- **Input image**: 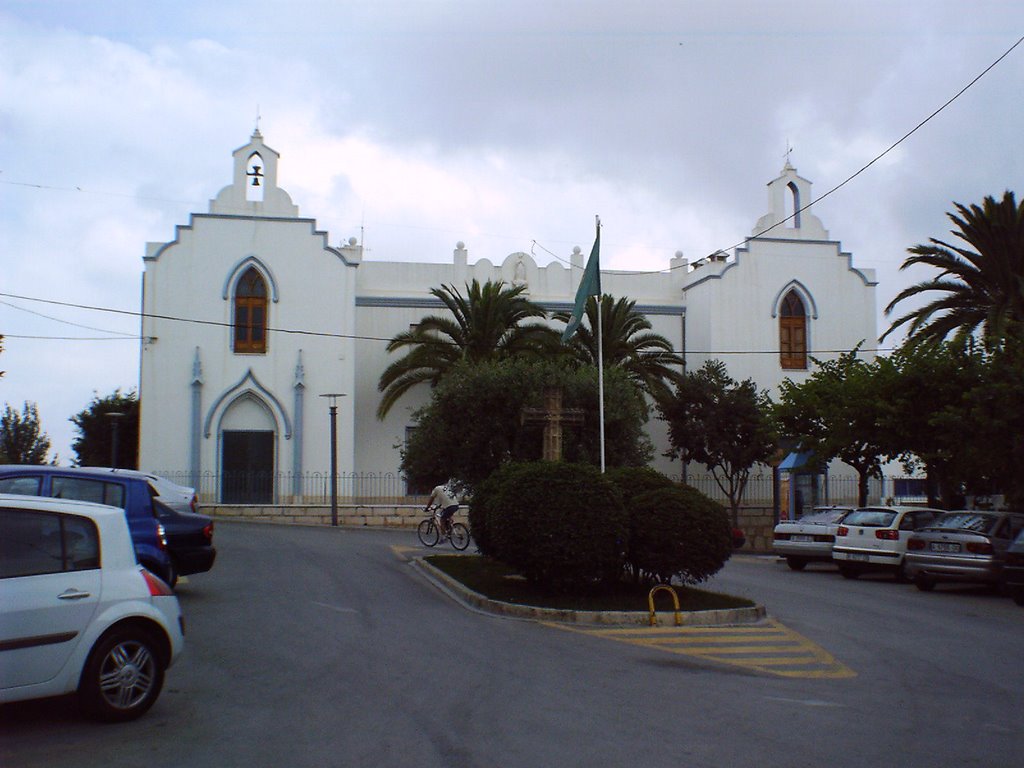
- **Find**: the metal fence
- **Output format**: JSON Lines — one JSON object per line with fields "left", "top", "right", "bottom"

{"left": 154, "top": 468, "right": 928, "bottom": 508}
{"left": 155, "top": 470, "right": 413, "bottom": 505}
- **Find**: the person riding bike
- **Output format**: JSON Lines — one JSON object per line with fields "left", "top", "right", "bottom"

{"left": 426, "top": 479, "right": 460, "bottom": 537}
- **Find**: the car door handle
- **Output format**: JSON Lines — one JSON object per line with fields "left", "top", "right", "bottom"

{"left": 58, "top": 589, "right": 92, "bottom": 600}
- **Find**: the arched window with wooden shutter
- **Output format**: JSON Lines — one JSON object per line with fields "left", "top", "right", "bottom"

{"left": 234, "top": 267, "right": 268, "bottom": 354}
{"left": 779, "top": 290, "right": 807, "bottom": 370}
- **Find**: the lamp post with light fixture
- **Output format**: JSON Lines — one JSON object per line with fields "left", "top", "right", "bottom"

{"left": 319, "top": 394, "right": 346, "bottom": 526}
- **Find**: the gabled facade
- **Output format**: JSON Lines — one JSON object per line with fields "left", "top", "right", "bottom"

{"left": 139, "top": 134, "right": 877, "bottom": 503}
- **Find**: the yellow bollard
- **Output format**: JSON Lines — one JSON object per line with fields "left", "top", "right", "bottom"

{"left": 648, "top": 585, "right": 682, "bottom": 627}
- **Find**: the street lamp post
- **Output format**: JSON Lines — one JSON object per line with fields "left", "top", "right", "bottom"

{"left": 319, "top": 394, "right": 346, "bottom": 527}
{"left": 106, "top": 412, "right": 126, "bottom": 468}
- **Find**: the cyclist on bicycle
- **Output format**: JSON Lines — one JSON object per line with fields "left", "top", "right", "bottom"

{"left": 426, "top": 479, "right": 460, "bottom": 536}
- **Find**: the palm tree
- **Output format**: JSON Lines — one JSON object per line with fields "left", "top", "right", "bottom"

{"left": 376, "top": 279, "right": 558, "bottom": 418}
{"left": 553, "top": 294, "right": 683, "bottom": 404}
{"left": 882, "top": 191, "right": 1024, "bottom": 348}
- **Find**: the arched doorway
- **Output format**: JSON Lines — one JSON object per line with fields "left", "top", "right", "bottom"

{"left": 220, "top": 394, "right": 276, "bottom": 504}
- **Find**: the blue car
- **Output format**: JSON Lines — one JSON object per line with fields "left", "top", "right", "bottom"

{"left": 0, "top": 465, "right": 174, "bottom": 585}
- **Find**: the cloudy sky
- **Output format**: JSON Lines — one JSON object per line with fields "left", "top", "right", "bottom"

{"left": 1, "top": 1, "right": 1022, "bottom": 463}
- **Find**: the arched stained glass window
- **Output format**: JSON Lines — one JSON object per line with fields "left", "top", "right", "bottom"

{"left": 234, "top": 267, "right": 268, "bottom": 354}
{"left": 779, "top": 290, "right": 807, "bottom": 370}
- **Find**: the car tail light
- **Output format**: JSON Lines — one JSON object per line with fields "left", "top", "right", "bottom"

{"left": 907, "top": 538, "right": 926, "bottom": 551}
{"left": 1007, "top": 553, "right": 1024, "bottom": 566}
{"left": 142, "top": 568, "right": 174, "bottom": 597}
{"left": 774, "top": 532, "right": 789, "bottom": 540}
{"left": 875, "top": 529, "right": 900, "bottom": 540}
{"left": 837, "top": 526, "right": 849, "bottom": 537}
{"left": 966, "top": 541, "right": 994, "bottom": 555}
{"left": 202, "top": 521, "right": 214, "bottom": 542}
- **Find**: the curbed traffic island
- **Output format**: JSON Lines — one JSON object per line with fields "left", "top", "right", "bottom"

{"left": 413, "top": 554, "right": 766, "bottom": 627}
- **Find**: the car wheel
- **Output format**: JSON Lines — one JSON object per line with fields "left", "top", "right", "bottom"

{"left": 79, "top": 627, "right": 166, "bottom": 722}
{"left": 838, "top": 564, "right": 859, "bottom": 580}
{"left": 914, "top": 574, "right": 936, "bottom": 592}
{"left": 785, "top": 557, "right": 807, "bottom": 571}
{"left": 895, "top": 561, "right": 909, "bottom": 583}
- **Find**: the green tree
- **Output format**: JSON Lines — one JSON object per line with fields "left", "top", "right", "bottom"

{"left": 957, "top": 343, "right": 1024, "bottom": 510}
{"left": 875, "top": 340, "right": 987, "bottom": 508}
{"left": 658, "top": 360, "right": 776, "bottom": 525}
{"left": 401, "top": 358, "right": 652, "bottom": 491}
{"left": 70, "top": 389, "right": 139, "bottom": 468}
{"left": 883, "top": 191, "right": 1024, "bottom": 349}
{"left": 0, "top": 402, "right": 52, "bottom": 464}
{"left": 553, "top": 294, "right": 683, "bottom": 404}
{"left": 775, "top": 348, "right": 886, "bottom": 507}
{"left": 377, "top": 279, "right": 559, "bottom": 418}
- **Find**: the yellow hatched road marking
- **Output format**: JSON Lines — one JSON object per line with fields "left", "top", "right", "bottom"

{"left": 546, "top": 618, "right": 856, "bottom": 679}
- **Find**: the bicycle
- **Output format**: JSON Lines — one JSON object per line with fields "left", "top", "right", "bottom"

{"left": 417, "top": 504, "right": 470, "bottom": 551}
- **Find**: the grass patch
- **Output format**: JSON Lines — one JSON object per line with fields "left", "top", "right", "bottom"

{"left": 425, "top": 554, "right": 754, "bottom": 613}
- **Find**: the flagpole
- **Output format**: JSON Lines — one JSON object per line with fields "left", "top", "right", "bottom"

{"left": 596, "top": 216, "right": 605, "bottom": 473}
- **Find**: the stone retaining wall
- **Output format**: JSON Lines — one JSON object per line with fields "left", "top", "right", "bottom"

{"left": 207, "top": 503, "right": 776, "bottom": 553}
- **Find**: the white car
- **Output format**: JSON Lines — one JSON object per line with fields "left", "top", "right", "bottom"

{"left": 772, "top": 506, "right": 855, "bottom": 570}
{"left": 832, "top": 505, "right": 944, "bottom": 581}
{"left": 0, "top": 494, "right": 185, "bottom": 721}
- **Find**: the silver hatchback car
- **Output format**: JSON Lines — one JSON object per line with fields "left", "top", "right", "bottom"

{"left": 904, "top": 510, "right": 1024, "bottom": 592}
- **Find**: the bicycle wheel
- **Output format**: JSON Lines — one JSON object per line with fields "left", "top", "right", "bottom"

{"left": 449, "top": 522, "right": 470, "bottom": 551}
{"left": 417, "top": 518, "right": 439, "bottom": 547}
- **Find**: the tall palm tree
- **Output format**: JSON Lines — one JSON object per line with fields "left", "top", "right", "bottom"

{"left": 376, "top": 279, "right": 557, "bottom": 418}
{"left": 553, "top": 294, "right": 683, "bottom": 404}
{"left": 882, "top": 191, "right": 1024, "bottom": 348}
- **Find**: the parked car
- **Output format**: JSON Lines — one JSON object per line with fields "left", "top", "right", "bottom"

{"left": 772, "top": 505, "right": 855, "bottom": 570}
{"left": 0, "top": 494, "right": 185, "bottom": 721}
{"left": 905, "top": 511, "right": 1024, "bottom": 592}
{"left": 1002, "top": 529, "right": 1024, "bottom": 606}
{"left": 153, "top": 497, "right": 216, "bottom": 581}
{"left": 85, "top": 469, "right": 216, "bottom": 583}
{"left": 832, "top": 506, "right": 944, "bottom": 580}
{"left": 89, "top": 468, "right": 200, "bottom": 514}
{"left": 0, "top": 465, "right": 173, "bottom": 585}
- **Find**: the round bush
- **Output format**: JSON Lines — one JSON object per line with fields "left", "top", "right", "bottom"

{"left": 628, "top": 486, "right": 732, "bottom": 584}
{"left": 485, "top": 462, "right": 627, "bottom": 590}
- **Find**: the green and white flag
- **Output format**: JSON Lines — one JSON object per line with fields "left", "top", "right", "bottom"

{"left": 561, "top": 228, "right": 601, "bottom": 343}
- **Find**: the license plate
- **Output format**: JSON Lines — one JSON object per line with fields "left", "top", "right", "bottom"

{"left": 792, "top": 535, "right": 813, "bottom": 543}
{"left": 848, "top": 553, "right": 870, "bottom": 562}
{"left": 930, "top": 542, "right": 961, "bottom": 553}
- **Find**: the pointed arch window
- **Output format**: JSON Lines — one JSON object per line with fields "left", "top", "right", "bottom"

{"left": 779, "top": 290, "right": 807, "bottom": 370}
{"left": 234, "top": 267, "right": 268, "bottom": 354}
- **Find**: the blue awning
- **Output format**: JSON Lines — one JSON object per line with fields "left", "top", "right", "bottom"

{"left": 779, "top": 450, "right": 814, "bottom": 471}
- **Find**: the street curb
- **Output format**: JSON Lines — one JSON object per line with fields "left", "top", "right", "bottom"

{"left": 412, "top": 556, "right": 767, "bottom": 627}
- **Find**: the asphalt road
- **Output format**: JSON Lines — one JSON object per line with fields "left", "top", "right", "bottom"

{"left": 2, "top": 522, "right": 1021, "bottom": 768}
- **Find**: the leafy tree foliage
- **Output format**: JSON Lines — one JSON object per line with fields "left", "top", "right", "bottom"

{"left": 553, "top": 294, "right": 684, "bottom": 404}
{"left": 70, "top": 389, "right": 139, "bottom": 468}
{"left": 883, "top": 191, "right": 1024, "bottom": 349}
{"left": 658, "top": 360, "right": 775, "bottom": 524}
{"left": 874, "top": 340, "right": 988, "bottom": 508}
{"left": 956, "top": 343, "right": 1024, "bottom": 510}
{"left": 401, "top": 359, "right": 652, "bottom": 492}
{"left": 0, "top": 402, "right": 52, "bottom": 464}
{"left": 774, "top": 348, "right": 885, "bottom": 507}
{"left": 377, "top": 279, "right": 559, "bottom": 418}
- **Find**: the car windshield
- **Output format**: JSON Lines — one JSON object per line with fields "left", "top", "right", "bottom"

{"left": 925, "top": 512, "right": 997, "bottom": 533}
{"left": 797, "top": 509, "right": 849, "bottom": 524}
{"left": 843, "top": 509, "right": 897, "bottom": 527}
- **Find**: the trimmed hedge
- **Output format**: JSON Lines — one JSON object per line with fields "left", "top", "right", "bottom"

{"left": 628, "top": 486, "right": 733, "bottom": 584}
{"left": 478, "top": 461, "right": 627, "bottom": 590}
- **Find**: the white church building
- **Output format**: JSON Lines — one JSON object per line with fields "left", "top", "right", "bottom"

{"left": 138, "top": 131, "right": 877, "bottom": 504}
